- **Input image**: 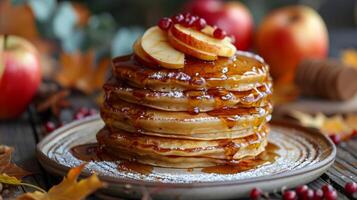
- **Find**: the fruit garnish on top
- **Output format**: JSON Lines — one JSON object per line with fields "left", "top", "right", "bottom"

{"left": 133, "top": 13, "right": 237, "bottom": 69}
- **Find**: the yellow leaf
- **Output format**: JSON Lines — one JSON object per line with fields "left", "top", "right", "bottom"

{"left": 321, "top": 115, "right": 351, "bottom": 136}
{"left": 345, "top": 114, "right": 357, "bottom": 130}
{"left": 0, "top": 173, "right": 22, "bottom": 185}
{"left": 17, "top": 164, "right": 105, "bottom": 200}
{"left": 341, "top": 49, "right": 357, "bottom": 69}
{"left": 289, "top": 111, "right": 325, "bottom": 128}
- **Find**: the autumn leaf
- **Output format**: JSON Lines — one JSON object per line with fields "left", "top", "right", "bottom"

{"left": 56, "top": 51, "right": 110, "bottom": 94}
{"left": 0, "top": 145, "right": 31, "bottom": 179}
{"left": 17, "top": 163, "right": 105, "bottom": 200}
{"left": 35, "top": 89, "right": 71, "bottom": 117}
{"left": 341, "top": 49, "right": 357, "bottom": 70}
{"left": 289, "top": 111, "right": 355, "bottom": 140}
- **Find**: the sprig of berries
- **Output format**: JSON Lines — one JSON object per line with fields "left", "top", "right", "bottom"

{"left": 157, "top": 13, "right": 226, "bottom": 39}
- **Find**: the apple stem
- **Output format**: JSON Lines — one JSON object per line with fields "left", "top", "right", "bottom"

{"left": 3, "top": 34, "right": 7, "bottom": 50}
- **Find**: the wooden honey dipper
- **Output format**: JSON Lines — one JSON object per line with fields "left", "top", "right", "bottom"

{"left": 295, "top": 59, "right": 357, "bottom": 101}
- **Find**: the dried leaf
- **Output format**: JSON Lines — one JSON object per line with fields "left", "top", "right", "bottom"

{"left": 345, "top": 114, "right": 357, "bottom": 131}
{"left": 17, "top": 163, "right": 105, "bottom": 200}
{"left": 56, "top": 51, "right": 110, "bottom": 94}
{"left": 290, "top": 111, "right": 355, "bottom": 140}
{"left": 341, "top": 49, "right": 357, "bottom": 70}
{"left": 0, "top": 146, "right": 31, "bottom": 179}
{"left": 289, "top": 111, "right": 325, "bottom": 129}
{"left": 35, "top": 90, "right": 71, "bottom": 117}
{"left": 0, "top": 173, "right": 21, "bottom": 185}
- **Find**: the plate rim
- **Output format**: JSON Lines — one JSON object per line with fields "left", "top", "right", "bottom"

{"left": 36, "top": 115, "right": 336, "bottom": 188}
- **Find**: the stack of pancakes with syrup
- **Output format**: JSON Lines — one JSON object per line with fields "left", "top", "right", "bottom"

{"left": 98, "top": 16, "right": 273, "bottom": 168}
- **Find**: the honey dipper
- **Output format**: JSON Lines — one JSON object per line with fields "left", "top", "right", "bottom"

{"left": 295, "top": 59, "right": 357, "bottom": 101}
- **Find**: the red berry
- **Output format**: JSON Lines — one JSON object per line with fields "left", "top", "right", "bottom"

{"left": 329, "top": 134, "right": 341, "bottom": 145}
{"left": 182, "top": 15, "right": 197, "bottom": 27}
{"left": 213, "top": 28, "right": 226, "bottom": 39}
{"left": 194, "top": 18, "right": 207, "bottom": 30}
{"left": 345, "top": 182, "right": 357, "bottom": 195}
{"left": 88, "top": 108, "right": 97, "bottom": 116}
{"left": 249, "top": 188, "right": 262, "bottom": 200}
{"left": 172, "top": 13, "right": 184, "bottom": 24}
{"left": 74, "top": 112, "right": 85, "bottom": 120}
{"left": 324, "top": 190, "right": 337, "bottom": 200}
{"left": 313, "top": 189, "right": 324, "bottom": 200}
{"left": 296, "top": 185, "right": 309, "bottom": 197}
{"left": 44, "top": 121, "right": 56, "bottom": 133}
{"left": 78, "top": 107, "right": 89, "bottom": 114}
{"left": 158, "top": 17, "right": 172, "bottom": 31}
{"left": 301, "top": 189, "right": 314, "bottom": 200}
{"left": 283, "top": 190, "right": 297, "bottom": 200}
{"left": 322, "top": 184, "right": 334, "bottom": 194}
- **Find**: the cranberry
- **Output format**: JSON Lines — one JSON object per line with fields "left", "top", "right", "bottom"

{"left": 301, "top": 189, "right": 314, "bottom": 200}
{"left": 158, "top": 17, "right": 172, "bottom": 31}
{"left": 213, "top": 28, "right": 226, "bottom": 39}
{"left": 172, "top": 13, "right": 184, "bottom": 24}
{"left": 194, "top": 18, "right": 207, "bottom": 30}
{"left": 88, "top": 108, "right": 97, "bottom": 116}
{"left": 44, "top": 121, "right": 56, "bottom": 133}
{"left": 249, "top": 188, "right": 262, "bottom": 200}
{"left": 74, "top": 111, "right": 86, "bottom": 120}
{"left": 324, "top": 190, "right": 337, "bottom": 200}
{"left": 345, "top": 182, "right": 357, "bottom": 195}
{"left": 329, "top": 134, "right": 341, "bottom": 145}
{"left": 182, "top": 15, "right": 197, "bottom": 27}
{"left": 313, "top": 189, "right": 324, "bottom": 200}
{"left": 296, "top": 185, "right": 309, "bottom": 197}
{"left": 283, "top": 190, "right": 297, "bottom": 200}
{"left": 322, "top": 184, "right": 334, "bottom": 194}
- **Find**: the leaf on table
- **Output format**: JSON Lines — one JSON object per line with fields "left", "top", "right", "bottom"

{"left": 17, "top": 163, "right": 105, "bottom": 200}
{"left": 0, "top": 145, "right": 31, "bottom": 180}
{"left": 56, "top": 51, "right": 110, "bottom": 94}
{"left": 341, "top": 49, "right": 357, "bottom": 70}
{"left": 35, "top": 89, "right": 71, "bottom": 117}
{"left": 289, "top": 111, "right": 355, "bottom": 140}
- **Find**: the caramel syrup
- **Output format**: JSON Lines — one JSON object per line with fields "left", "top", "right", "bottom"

{"left": 71, "top": 143, "right": 153, "bottom": 175}
{"left": 201, "top": 143, "right": 280, "bottom": 174}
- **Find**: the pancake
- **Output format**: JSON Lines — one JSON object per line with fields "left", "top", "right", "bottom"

{"left": 97, "top": 126, "right": 268, "bottom": 168}
{"left": 112, "top": 51, "right": 270, "bottom": 92}
{"left": 104, "top": 79, "right": 272, "bottom": 112}
{"left": 101, "top": 99, "right": 272, "bottom": 136}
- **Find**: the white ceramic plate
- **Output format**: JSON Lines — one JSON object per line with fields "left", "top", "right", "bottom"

{"left": 37, "top": 115, "right": 335, "bottom": 200}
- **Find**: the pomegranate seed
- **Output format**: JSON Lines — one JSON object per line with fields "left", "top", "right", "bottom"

{"left": 172, "top": 13, "right": 184, "bottom": 24}
{"left": 158, "top": 17, "right": 172, "bottom": 31}
{"left": 194, "top": 18, "right": 207, "bottom": 30}
{"left": 329, "top": 134, "right": 341, "bottom": 145}
{"left": 184, "top": 12, "right": 192, "bottom": 18}
{"left": 345, "top": 182, "right": 357, "bottom": 195}
{"left": 313, "top": 189, "right": 324, "bottom": 200}
{"left": 213, "top": 28, "right": 226, "bottom": 39}
{"left": 44, "top": 121, "right": 56, "bottom": 133}
{"left": 78, "top": 107, "right": 89, "bottom": 114}
{"left": 324, "top": 190, "right": 337, "bottom": 200}
{"left": 301, "top": 189, "right": 314, "bottom": 200}
{"left": 249, "top": 188, "right": 262, "bottom": 200}
{"left": 296, "top": 185, "right": 309, "bottom": 197}
{"left": 322, "top": 184, "right": 334, "bottom": 194}
{"left": 352, "top": 129, "right": 357, "bottom": 136}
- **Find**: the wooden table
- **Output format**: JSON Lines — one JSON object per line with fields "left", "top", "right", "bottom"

{"left": 1, "top": 30, "right": 357, "bottom": 199}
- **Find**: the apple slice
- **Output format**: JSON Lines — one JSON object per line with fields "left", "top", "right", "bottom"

{"left": 141, "top": 26, "right": 184, "bottom": 69}
{"left": 133, "top": 37, "right": 157, "bottom": 67}
{"left": 168, "top": 31, "right": 218, "bottom": 61}
{"left": 170, "top": 24, "right": 236, "bottom": 57}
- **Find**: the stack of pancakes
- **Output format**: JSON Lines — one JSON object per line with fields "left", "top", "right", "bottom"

{"left": 98, "top": 51, "right": 273, "bottom": 168}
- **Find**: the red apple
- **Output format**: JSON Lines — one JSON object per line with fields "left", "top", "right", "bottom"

{"left": 185, "top": 0, "right": 253, "bottom": 50}
{"left": 255, "top": 5, "right": 328, "bottom": 83}
{"left": 0, "top": 35, "right": 41, "bottom": 119}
